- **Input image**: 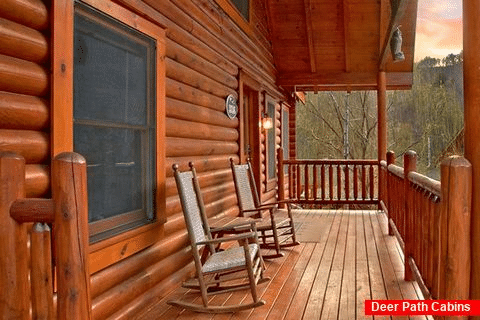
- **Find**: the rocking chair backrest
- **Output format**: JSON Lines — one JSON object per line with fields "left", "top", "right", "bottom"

{"left": 173, "top": 164, "right": 211, "bottom": 247}
{"left": 231, "top": 160, "right": 261, "bottom": 213}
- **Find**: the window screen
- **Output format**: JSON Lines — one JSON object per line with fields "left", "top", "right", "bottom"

{"left": 267, "top": 102, "right": 276, "bottom": 180}
{"left": 74, "top": 3, "right": 156, "bottom": 240}
{"left": 282, "top": 108, "right": 289, "bottom": 158}
{"left": 231, "top": 0, "right": 249, "bottom": 21}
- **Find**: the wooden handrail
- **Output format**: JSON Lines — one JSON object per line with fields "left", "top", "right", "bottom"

{"left": 408, "top": 171, "right": 441, "bottom": 197}
{"left": 384, "top": 150, "right": 472, "bottom": 303}
{"left": 278, "top": 149, "right": 380, "bottom": 206}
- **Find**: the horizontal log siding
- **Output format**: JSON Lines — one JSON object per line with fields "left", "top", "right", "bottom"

{"left": 0, "top": 0, "right": 49, "bottom": 199}
{"left": 89, "top": 1, "right": 280, "bottom": 320}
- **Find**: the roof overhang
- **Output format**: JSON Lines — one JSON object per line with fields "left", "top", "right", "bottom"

{"left": 266, "top": 0, "right": 418, "bottom": 92}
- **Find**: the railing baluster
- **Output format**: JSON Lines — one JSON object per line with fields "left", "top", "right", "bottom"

{"left": 321, "top": 164, "right": 325, "bottom": 200}
{"left": 304, "top": 164, "right": 309, "bottom": 200}
{"left": 345, "top": 165, "right": 350, "bottom": 201}
{"left": 31, "top": 223, "right": 54, "bottom": 319}
{"left": 313, "top": 164, "right": 318, "bottom": 200}
{"left": 296, "top": 164, "right": 301, "bottom": 200}
{"left": 369, "top": 164, "right": 374, "bottom": 200}
{"left": 329, "top": 165, "right": 334, "bottom": 200}
{"left": 361, "top": 165, "right": 367, "bottom": 200}
{"left": 353, "top": 165, "right": 358, "bottom": 200}
{"left": 337, "top": 165, "right": 342, "bottom": 200}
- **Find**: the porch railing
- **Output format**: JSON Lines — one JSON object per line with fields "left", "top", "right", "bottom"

{"left": 0, "top": 152, "right": 91, "bottom": 320}
{"left": 381, "top": 150, "right": 471, "bottom": 302}
{"left": 277, "top": 148, "right": 379, "bottom": 206}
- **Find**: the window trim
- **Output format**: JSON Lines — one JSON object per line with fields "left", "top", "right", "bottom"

{"left": 52, "top": 0, "right": 166, "bottom": 271}
{"left": 214, "top": 0, "right": 253, "bottom": 36}
{"left": 281, "top": 103, "right": 290, "bottom": 160}
{"left": 265, "top": 94, "right": 278, "bottom": 192}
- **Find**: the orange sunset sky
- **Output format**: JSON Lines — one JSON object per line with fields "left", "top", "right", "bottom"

{"left": 415, "top": 0, "right": 463, "bottom": 61}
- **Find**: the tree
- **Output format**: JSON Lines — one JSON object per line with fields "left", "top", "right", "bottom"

{"left": 296, "top": 91, "right": 378, "bottom": 160}
{"left": 296, "top": 53, "right": 464, "bottom": 178}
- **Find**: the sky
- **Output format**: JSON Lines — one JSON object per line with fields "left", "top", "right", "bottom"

{"left": 414, "top": 0, "right": 463, "bottom": 61}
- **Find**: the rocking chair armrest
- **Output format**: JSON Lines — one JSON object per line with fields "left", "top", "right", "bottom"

{"left": 255, "top": 203, "right": 277, "bottom": 209}
{"left": 242, "top": 208, "right": 263, "bottom": 213}
{"left": 210, "top": 221, "right": 257, "bottom": 233}
{"left": 197, "top": 231, "right": 257, "bottom": 246}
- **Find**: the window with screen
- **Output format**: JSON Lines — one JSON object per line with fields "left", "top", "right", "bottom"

{"left": 74, "top": 2, "right": 156, "bottom": 241}
{"left": 282, "top": 107, "right": 289, "bottom": 159}
{"left": 267, "top": 101, "right": 276, "bottom": 180}
{"left": 231, "top": 0, "right": 249, "bottom": 21}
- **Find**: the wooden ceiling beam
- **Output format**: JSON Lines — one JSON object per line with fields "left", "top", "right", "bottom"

{"left": 277, "top": 71, "right": 413, "bottom": 89}
{"left": 304, "top": 0, "right": 316, "bottom": 73}
{"left": 378, "top": 0, "right": 408, "bottom": 70}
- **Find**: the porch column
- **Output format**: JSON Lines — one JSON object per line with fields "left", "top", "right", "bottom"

{"left": 464, "top": 0, "right": 480, "bottom": 301}
{"left": 377, "top": 71, "right": 387, "bottom": 161}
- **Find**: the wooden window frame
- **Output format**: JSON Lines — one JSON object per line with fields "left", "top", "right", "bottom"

{"left": 214, "top": 0, "right": 253, "bottom": 36}
{"left": 238, "top": 70, "right": 262, "bottom": 191}
{"left": 281, "top": 104, "right": 289, "bottom": 160}
{"left": 265, "top": 94, "right": 277, "bottom": 192}
{"left": 52, "top": 0, "right": 166, "bottom": 272}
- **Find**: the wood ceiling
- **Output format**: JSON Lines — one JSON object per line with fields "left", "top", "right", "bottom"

{"left": 265, "top": 0, "right": 419, "bottom": 91}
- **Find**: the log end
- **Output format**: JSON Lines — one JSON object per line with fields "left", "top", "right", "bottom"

{"left": 441, "top": 155, "right": 472, "bottom": 169}
{"left": 54, "top": 152, "right": 86, "bottom": 165}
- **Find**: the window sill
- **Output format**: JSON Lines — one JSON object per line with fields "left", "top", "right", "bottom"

{"left": 89, "top": 219, "right": 164, "bottom": 274}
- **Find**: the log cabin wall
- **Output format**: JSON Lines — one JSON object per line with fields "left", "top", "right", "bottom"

{"left": 0, "top": 0, "right": 291, "bottom": 319}
{"left": 90, "top": 2, "right": 289, "bottom": 318}
{"left": 0, "top": 0, "right": 51, "bottom": 199}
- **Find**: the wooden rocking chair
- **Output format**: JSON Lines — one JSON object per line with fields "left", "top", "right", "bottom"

{"left": 230, "top": 158, "right": 300, "bottom": 259}
{"left": 168, "top": 163, "right": 269, "bottom": 313}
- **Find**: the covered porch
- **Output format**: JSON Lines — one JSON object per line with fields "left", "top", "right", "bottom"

{"left": 134, "top": 209, "right": 428, "bottom": 319}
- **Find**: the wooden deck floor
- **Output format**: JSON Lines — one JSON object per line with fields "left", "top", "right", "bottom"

{"left": 135, "top": 210, "right": 429, "bottom": 320}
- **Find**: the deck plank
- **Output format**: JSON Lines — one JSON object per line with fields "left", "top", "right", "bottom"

{"left": 282, "top": 213, "right": 337, "bottom": 319}
{"left": 320, "top": 212, "right": 349, "bottom": 320}
{"left": 264, "top": 243, "right": 316, "bottom": 320}
{"left": 302, "top": 211, "right": 344, "bottom": 319}
{"left": 369, "top": 212, "right": 408, "bottom": 320}
{"left": 363, "top": 211, "right": 389, "bottom": 320}
{"left": 338, "top": 210, "right": 357, "bottom": 319}
{"left": 356, "top": 211, "right": 373, "bottom": 320}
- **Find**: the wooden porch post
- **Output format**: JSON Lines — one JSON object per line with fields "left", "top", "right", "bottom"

{"left": 404, "top": 150, "right": 417, "bottom": 281}
{"left": 440, "top": 156, "right": 471, "bottom": 305}
{"left": 52, "top": 152, "right": 92, "bottom": 320}
{"left": 463, "top": 0, "right": 480, "bottom": 302}
{"left": 386, "top": 151, "right": 396, "bottom": 236}
{"left": 378, "top": 71, "right": 387, "bottom": 206}
{"left": 0, "top": 153, "right": 29, "bottom": 319}
{"left": 377, "top": 71, "right": 387, "bottom": 162}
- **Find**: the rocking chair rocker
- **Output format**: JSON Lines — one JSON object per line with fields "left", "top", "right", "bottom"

{"left": 230, "top": 158, "right": 300, "bottom": 259}
{"left": 168, "top": 163, "right": 269, "bottom": 313}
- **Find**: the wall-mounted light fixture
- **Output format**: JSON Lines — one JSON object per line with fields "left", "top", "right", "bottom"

{"left": 261, "top": 112, "right": 273, "bottom": 130}
{"left": 390, "top": 26, "right": 405, "bottom": 62}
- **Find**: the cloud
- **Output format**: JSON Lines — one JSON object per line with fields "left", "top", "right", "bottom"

{"left": 415, "top": 0, "right": 462, "bottom": 61}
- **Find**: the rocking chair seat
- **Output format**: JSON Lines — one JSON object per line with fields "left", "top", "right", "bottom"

{"left": 203, "top": 243, "right": 259, "bottom": 273}
{"left": 254, "top": 216, "right": 290, "bottom": 230}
